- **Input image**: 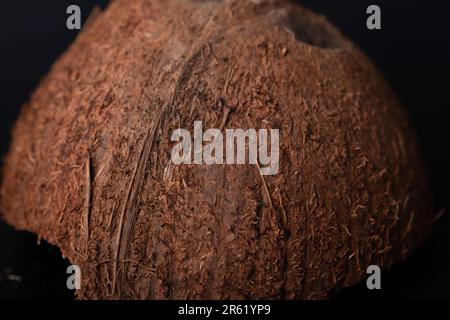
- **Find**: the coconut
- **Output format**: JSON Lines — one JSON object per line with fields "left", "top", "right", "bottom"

{"left": 0, "top": 0, "right": 432, "bottom": 299}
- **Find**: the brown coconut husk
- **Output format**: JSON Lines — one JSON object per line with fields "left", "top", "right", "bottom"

{"left": 0, "top": 0, "right": 432, "bottom": 299}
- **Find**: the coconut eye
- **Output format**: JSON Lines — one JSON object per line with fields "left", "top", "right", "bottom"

{"left": 283, "top": 10, "right": 347, "bottom": 49}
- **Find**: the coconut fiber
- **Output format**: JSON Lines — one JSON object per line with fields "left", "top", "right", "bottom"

{"left": 0, "top": 0, "right": 432, "bottom": 299}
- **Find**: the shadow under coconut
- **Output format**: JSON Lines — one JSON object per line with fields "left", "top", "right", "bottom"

{"left": 0, "top": 221, "right": 73, "bottom": 300}
{"left": 0, "top": 218, "right": 441, "bottom": 300}
{"left": 330, "top": 244, "right": 435, "bottom": 300}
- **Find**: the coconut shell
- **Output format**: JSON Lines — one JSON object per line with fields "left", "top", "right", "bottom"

{"left": 0, "top": 0, "right": 432, "bottom": 299}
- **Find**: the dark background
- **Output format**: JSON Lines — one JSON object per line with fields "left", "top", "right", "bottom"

{"left": 0, "top": 0, "right": 448, "bottom": 299}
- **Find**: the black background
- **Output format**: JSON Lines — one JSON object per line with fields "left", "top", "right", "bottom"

{"left": 0, "top": 0, "right": 449, "bottom": 299}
